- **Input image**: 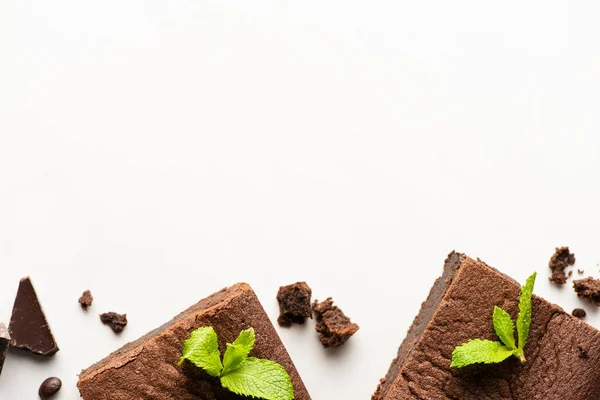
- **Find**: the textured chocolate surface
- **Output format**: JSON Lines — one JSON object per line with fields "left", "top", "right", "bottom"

{"left": 78, "top": 283, "right": 311, "bottom": 400}
{"left": 9, "top": 277, "right": 59, "bottom": 356}
{"left": 373, "top": 252, "right": 600, "bottom": 400}
{"left": 0, "top": 323, "right": 9, "bottom": 376}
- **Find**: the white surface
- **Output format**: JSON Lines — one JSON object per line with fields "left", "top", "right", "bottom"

{"left": 2, "top": 1, "right": 600, "bottom": 398}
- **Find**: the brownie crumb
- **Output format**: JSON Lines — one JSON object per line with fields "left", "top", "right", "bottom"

{"left": 572, "top": 308, "right": 587, "bottom": 319}
{"left": 578, "top": 269, "right": 585, "bottom": 275}
{"left": 573, "top": 277, "right": 600, "bottom": 306}
{"left": 568, "top": 270, "right": 573, "bottom": 277}
{"left": 78, "top": 290, "right": 94, "bottom": 311}
{"left": 312, "top": 298, "right": 359, "bottom": 348}
{"left": 549, "top": 246, "right": 576, "bottom": 284}
{"left": 276, "top": 282, "right": 313, "bottom": 327}
{"left": 100, "top": 312, "right": 127, "bottom": 333}
{"left": 578, "top": 346, "right": 589, "bottom": 359}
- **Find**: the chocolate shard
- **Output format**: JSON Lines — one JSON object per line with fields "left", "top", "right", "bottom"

{"left": 0, "top": 323, "right": 10, "bottom": 376}
{"left": 77, "top": 283, "right": 311, "bottom": 399}
{"left": 372, "top": 252, "right": 600, "bottom": 400}
{"left": 9, "top": 277, "right": 59, "bottom": 356}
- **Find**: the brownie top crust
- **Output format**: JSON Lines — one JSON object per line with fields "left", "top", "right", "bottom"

{"left": 373, "top": 252, "right": 600, "bottom": 400}
{"left": 78, "top": 283, "right": 311, "bottom": 400}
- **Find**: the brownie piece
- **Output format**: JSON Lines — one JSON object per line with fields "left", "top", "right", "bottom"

{"left": 79, "top": 290, "right": 94, "bottom": 310}
{"left": 77, "top": 283, "right": 311, "bottom": 400}
{"left": 372, "top": 252, "right": 600, "bottom": 400}
{"left": 573, "top": 277, "right": 600, "bottom": 305}
{"left": 100, "top": 312, "right": 127, "bottom": 333}
{"left": 277, "top": 282, "right": 313, "bottom": 327}
{"left": 9, "top": 277, "right": 59, "bottom": 356}
{"left": 549, "top": 246, "right": 576, "bottom": 284}
{"left": 573, "top": 308, "right": 587, "bottom": 319}
{"left": 313, "top": 298, "right": 359, "bottom": 348}
{"left": 0, "top": 323, "right": 10, "bottom": 376}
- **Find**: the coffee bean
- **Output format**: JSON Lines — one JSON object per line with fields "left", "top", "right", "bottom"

{"left": 39, "top": 377, "right": 62, "bottom": 398}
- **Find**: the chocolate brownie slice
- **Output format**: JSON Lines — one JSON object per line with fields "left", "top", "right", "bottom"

{"left": 373, "top": 252, "right": 600, "bottom": 400}
{"left": 77, "top": 283, "right": 311, "bottom": 400}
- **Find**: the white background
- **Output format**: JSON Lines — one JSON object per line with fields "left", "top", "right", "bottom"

{"left": 1, "top": 1, "right": 600, "bottom": 399}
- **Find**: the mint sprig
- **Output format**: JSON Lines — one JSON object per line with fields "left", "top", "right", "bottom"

{"left": 179, "top": 327, "right": 294, "bottom": 400}
{"left": 450, "top": 272, "right": 537, "bottom": 368}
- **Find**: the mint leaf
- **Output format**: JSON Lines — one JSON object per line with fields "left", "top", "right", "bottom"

{"left": 222, "top": 328, "right": 255, "bottom": 376}
{"left": 450, "top": 339, "right": 515, "bottom": 368}
{"left": 220, "top": 357, "right": 294, "bottom": 400}
{"left": 516, "top": 271, "right": 536, "bottom": 362}
{"left": 179, "top": 326, "right": 223, "bottom": 377}
{"left": 492, "top": 306, "right": 516, "bottom": 350}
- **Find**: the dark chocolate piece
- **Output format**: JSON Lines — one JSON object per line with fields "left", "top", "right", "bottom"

{"left": 39, "top": 377, "right": 62, "bottom": 398}
{"left": 79, "top": 290, "right": 94, "bottom": 311}
{"left": 77, "top": 283, "right": 311, "bottom": 399}
{"left": 573, "top": 277, "right": 600, "bottom": 305}
{"left": 8, "top": 277, "right": 59, "bottom": 356}
{"left": 0, "top": 323, "right": 9, "bottom": 376}
{"left": 573, "top": 308, "right": 587, "bottom": 319}
{"left": 549, "top": 246, "right": 576, "bottom": 284}
{"left": 313, "top": 297, "right": 359, "bottom": 348}
{"left": 100, "top": 312, "right": 127, "bottom": 333}
{"left": 373, "top": 252, "right": 600, "bottom": 400}
{"left": 277, "top": 282, "right": 313, "bottom": 327}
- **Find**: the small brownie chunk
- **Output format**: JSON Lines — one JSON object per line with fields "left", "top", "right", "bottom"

{"left": 100, "top": 312, "right": 127, "bottom": 333}
{"left": 9, "top": 277, "right": 59, "bottom": 356}
{"left": 573, "top": 308, "right": 587, "bottom": 319}
{"left": 573, "top": 277, "right": 600, "bottom": 305}
{"left": 79, "top": 290, "right": 94, "bottom": 311}
{"left": 549, "top": 246, "right": 576, "bottom": 284}
{"left": 0, "top": 323, "right": 10, "bottom": 376}
{"left": 78, "top": 283, "right": 311, "bottom": 400}
{"left": 313, "top": 298, "right": 359, "bottom": 348}
{"left": 277, "top": 282, "right": 313, "bottom": 327}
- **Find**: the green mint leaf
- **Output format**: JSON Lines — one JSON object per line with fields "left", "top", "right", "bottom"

{"left": 516, "top": 272, "right": 536, "bottom": 361}
{"left": 220, "top": 357, "right": 294, "bottom": 400}
{"left": 450, "top": 339, "right": 515, "bottom": 368}
{"left": 492, "top": 306, "right": 516, "bottom": 350}
{"left": 222, "top": 328, "right": 256, "bottom": 376}
{"left": 179, "top": 326, "right": 223, "bottom": 377}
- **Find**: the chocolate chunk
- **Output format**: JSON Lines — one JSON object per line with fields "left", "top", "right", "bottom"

{"left": 573, "top": 308, "right": 587, "bottom": 319}
{"left": 77, "top": 283, "right": 311, "bottom": 399}
{"left": 39, "top": 377, "right": 62, "bottom": 398}
{"left": 573, "top": 277, "right": 600, "bottom": 305}
{"left": 277, "top": 282, "right": 313, "bottom": 327}
{"left": 373, "top": 252, "right": 600, "bottom": 400}
{"left": 313, "top": 298, "right": 359, "bottom": 348}
{"left": 100, "top": 312, "right": 127, "bottom": 333}
{"left": 8, "top": 277, "right": 59, "bottom": 356}
{"left": 0, "top": 323, "right": 10, "bottom": 376}
{"left": 79, "top": 290, "right": 94, "bottom": 311}
{"left": 549, "top": 246, "right": 576, "bottom": 284}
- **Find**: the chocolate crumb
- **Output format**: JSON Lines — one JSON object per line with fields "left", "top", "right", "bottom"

{"left": 578, "top": 269, "right": 585, "bottom": 275}
{"left": 312, "top": 297, "right": 359, "bottom": 348}
{"left": 573, "top": 308, "right": 587, "bottom": 319}
{"left": 276, "top": 282, "right": 313, "bottom": 327}
{"left": 549, "top": 246, "right": 576, "bottom": 284}
{"left": 578, "top": 346, "right": 589, "bottom": 359}
{"left": 568, "top": 270, "right": 573, "bottom": 277}
{"left": 573, "top": 277, "right": 600, "bottom": 306}
{"left": 100, "top": 312, "right": 127, "bottom": 333}
{"left": 78, "top": 290, "right": 94, "bottom": 311}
